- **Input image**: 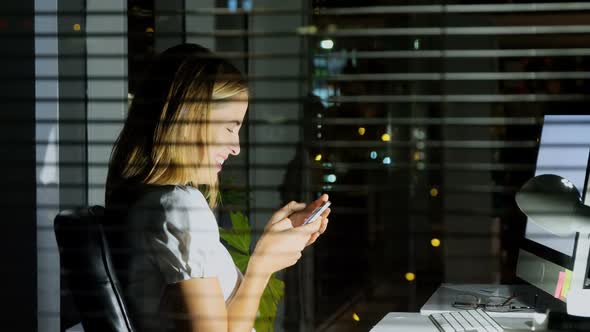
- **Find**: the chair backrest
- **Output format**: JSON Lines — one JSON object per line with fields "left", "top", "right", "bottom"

{"left": 54, "top": 206, "right": 135, "bottom": 332}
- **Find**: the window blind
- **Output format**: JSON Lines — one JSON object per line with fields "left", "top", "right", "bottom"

{"left": 21, "top": 1, "right": 590, "bottom": 331}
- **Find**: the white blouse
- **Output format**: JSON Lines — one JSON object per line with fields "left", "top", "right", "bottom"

{"left": 113, "top": 185, "right": 242, "bottom": 331}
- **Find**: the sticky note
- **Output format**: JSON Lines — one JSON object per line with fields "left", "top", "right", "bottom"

{"left": 554, "top": 271, "right": 566, "bottom": 299}
{"left": 561, "top": 270, "right": 573, "bottom": 299}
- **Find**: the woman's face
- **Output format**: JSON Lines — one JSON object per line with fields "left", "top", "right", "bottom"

{"left": 206, "top": 91, "right": 248, "bottom": 174}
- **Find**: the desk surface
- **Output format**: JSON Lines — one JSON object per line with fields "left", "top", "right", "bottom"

{"left": 369, "top": 312, "right": 553, "bottom": 332}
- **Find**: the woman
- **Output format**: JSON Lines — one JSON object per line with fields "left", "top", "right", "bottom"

{"left": 105, "top": 43, "right": 330, "bottom": 331}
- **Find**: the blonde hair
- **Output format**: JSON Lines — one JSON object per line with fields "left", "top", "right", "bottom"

{"left": 106, "top": 44, "right": 247, "bottom": 208}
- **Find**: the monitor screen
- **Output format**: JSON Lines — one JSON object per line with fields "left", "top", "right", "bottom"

{"left": 525, "top": 115, "right": 590, "bottom": 257}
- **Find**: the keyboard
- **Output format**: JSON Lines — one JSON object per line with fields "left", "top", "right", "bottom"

{"left": 429, "top": 309, "right": 504, "bottom": 332}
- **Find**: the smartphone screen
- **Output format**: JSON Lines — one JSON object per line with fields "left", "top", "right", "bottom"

{"left": 303, "top": 201, "right": 331, "bottom": 225}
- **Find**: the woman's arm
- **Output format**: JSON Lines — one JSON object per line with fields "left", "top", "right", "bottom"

{"left": 163, "top": 264, "right": 270, "bottom": 332}
{"left": 226, "top": 265, "right": 271, "bottom": 332}
{"left": 163, "top": 277, "right": 228, "bottom": 331}
{"left": 162, "top": 200, "right": 328, "bottom": 331}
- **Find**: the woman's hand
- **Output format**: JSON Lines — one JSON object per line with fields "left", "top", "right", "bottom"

{"left": 287, "top": 195, "right": 330, "bottom": 246}
{"left": 288, "top": 194, "right": 330, "bottom": 227}
{"left": 264, "top": 200, "right": 306, "bottom": 230}
{"left": 249, "top": 200, "right": 329, "bottom": 276}
{"left": 266, "top": 197, "right": 330, "bottom": 246}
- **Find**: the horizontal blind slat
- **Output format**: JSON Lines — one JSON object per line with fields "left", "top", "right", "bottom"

{"left": 21, "top": 3, "right": 590, "bottom": 16}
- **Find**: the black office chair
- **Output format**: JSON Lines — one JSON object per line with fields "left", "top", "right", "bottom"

{"left": 54, "top": 206, "right": 136, "bottom": 332}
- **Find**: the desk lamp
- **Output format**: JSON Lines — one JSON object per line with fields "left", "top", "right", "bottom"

{"left": 516, "top": 174, "right": 590, "bottom": 317}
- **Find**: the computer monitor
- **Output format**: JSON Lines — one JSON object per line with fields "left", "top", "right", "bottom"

{"left": 516, "top": 115, "right": 590, "bottom": 314}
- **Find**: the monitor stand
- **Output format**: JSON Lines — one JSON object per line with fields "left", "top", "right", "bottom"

{"left": 566, "top": 232, "right": 590, "bottom": 317}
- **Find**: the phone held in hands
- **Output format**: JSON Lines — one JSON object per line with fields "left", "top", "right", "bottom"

{"left": 303, "top": 201, "right": 331, "bottom": 225}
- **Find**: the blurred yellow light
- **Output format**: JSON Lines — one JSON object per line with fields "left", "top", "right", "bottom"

{"left": 73, "top": 23, "right": 81, "bottom": 31}
{"left": 358, "top": 127, "right": 366, "bottom": 136}
{"left": 315, "top": 154, "right": 322, "bottom": 161}
{"left": 352, "top": 313, "right": 360, "bottom": 321}
{"left": 431, "top": 238, "right": 441, "bottom": 247}
{"left": 146, "top": 27, "right": 155, "bottom": 33}
{"left": 405, "top": 272, "right": 416, "bottom": 282}
{"left": 413, "top": 151, "right": 424, "bottom": 161}
{"left": 381, "top": 133, "right": 391, "bottom": 142}
{"left": 430, "top": 188, "right": 439, "bottom": 197}
{"left": 296, "top": 25, "right": 318, "bottom": 35}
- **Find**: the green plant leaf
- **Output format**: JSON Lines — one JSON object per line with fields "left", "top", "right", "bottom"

{"left": 219, "top": 228, "right": 247, "bottom": 255}
{"left": 267, "top": 275, "right": 285, "bottom": 302}
{"left": 256, "top": 288, "right": 275, "bottom": 332}
{"left": 228, "top": 249, "right": 250, "bottom": 273}
{"left": 255, "top": 273, "right": 284, "bottom": 332}
{"left": 219, "top": 211, "right": 251, "bottom": 255}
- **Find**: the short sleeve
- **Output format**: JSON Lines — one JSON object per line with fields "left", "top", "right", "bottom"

{"left": 135, "top": 186, "right": 220, "bottom": 284}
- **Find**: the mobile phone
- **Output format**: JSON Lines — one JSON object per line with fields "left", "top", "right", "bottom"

{"left": 303, "top": 201, "right": 331, "bottom": 225}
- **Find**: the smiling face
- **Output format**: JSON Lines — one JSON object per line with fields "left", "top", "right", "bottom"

{"left": 198, "top": 91, "right": 248, "bottom": 181}
{"left": 109, "top": 44, "right": 249, "bottom": 208}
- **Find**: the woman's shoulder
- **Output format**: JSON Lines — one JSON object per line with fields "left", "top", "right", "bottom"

{"left": 134, "top": 185, "right": 208, "bottom": 209}
{"left": 162, "top": 186, "right": 209, "bottom": 209}
{"left": 131, "top": 185, "right": 217, "bottom": 231}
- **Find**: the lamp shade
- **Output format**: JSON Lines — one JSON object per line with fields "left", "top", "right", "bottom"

{"left": 515, "top": 174, "right": 590, "bottom": 236}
